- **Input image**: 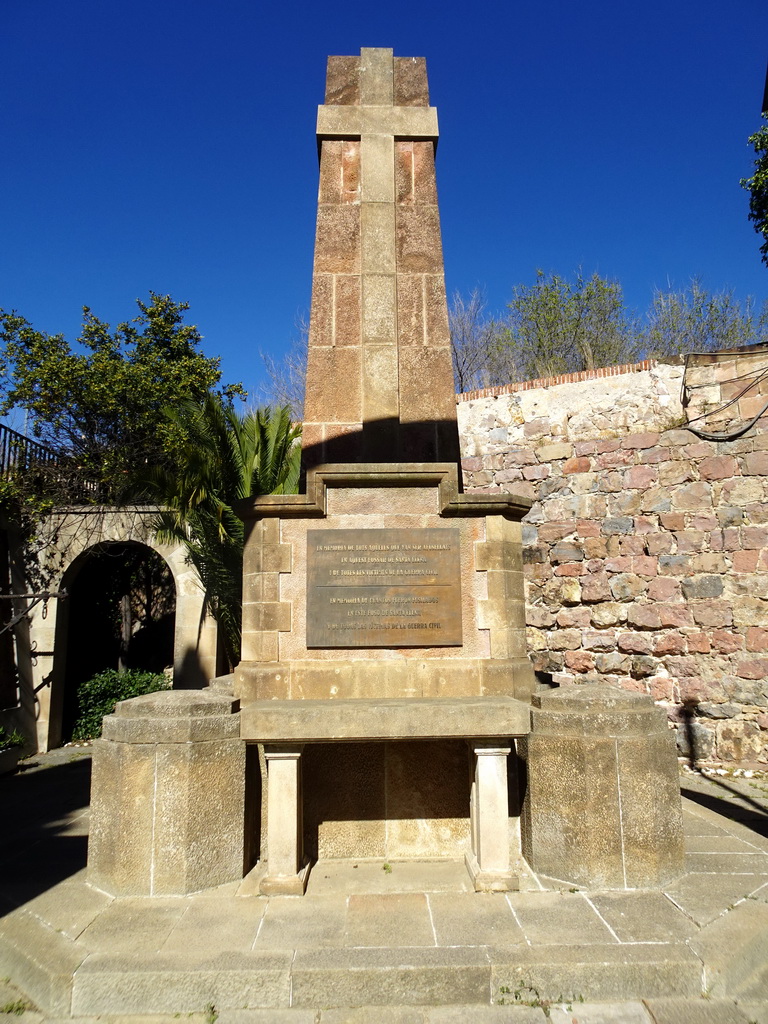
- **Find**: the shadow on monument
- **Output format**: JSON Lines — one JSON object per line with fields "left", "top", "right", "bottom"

{"left": 175, "top": 645, "right": 211, "bottom": 690}
{"left": 300, "top": 417, "right": 462, "bottom": 479}
{"left": 0, "top": 756, "right": 91, "bottom": 912}
{"left": 296, "top": 741, "right": 524, "bottom": 864}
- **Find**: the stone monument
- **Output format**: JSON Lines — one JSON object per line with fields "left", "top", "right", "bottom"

{"left": 235, "top": 47, "right": 534, "bottom": 894}
{"left": 87, "top": 47, "right": 685, "bottom": 900}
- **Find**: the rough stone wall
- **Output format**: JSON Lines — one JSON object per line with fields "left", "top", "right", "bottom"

{"left": 457, "top": 359, "right": 768, "bottom": 765}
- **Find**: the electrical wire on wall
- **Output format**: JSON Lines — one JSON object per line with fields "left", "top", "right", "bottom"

{"left": 681, "top": 344, "right": 768, "bottom": 442}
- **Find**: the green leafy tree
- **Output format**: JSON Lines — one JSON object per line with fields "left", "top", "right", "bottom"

{"left": 146, "top": 395, "right": 301, "bottom": 668}
{"left": 645, "top": 279, "right": 768, "bottom": 356}
{"left": 741, "top": 113, "right": 768, "bottom": 267}
{"left": 504, "top": 271, "right": 639, "bottom": 381}
{"left": 0, "top": 293, "right": 243, "bottom": 501}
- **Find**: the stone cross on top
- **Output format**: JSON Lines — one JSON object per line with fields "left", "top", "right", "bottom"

{"left": 301, "top": 47, "right": 460, "bottom": 471}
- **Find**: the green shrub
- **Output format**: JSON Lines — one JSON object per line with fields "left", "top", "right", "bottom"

{"left": 0, "top": 725, "right": 25, "bottom": 751}
{"left": 71, "top": 669, "right": 171, "bottom": 740}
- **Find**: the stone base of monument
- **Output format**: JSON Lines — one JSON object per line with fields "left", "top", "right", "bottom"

{"left": 521, "top": 685, "right": 685, "bottom": 890}
{"left": 88, "top": 690, "right": 245, "bottom": 897}
{"left": 241, "top": 697, "right": 530, "bottom": 894}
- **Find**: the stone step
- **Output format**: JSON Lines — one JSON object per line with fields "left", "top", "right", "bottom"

{"left": 11, "top": 888, "right": 768, "bottom": 1019}
{"left": 0, "top": 907, "right": 86, "bottom": 1017}
{"left": 13, "top": 1005, "right": 768, "bottom": 1024}
{"left": 64, "top": 943, "right": 703, "bottom": 1018}
{"left": 11, "top": 1006, "right": 710, "bottom": 1024}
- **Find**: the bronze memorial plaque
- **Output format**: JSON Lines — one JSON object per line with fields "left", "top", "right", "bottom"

{"left": 307, "top": 528, "right": 462, "bottom": 648}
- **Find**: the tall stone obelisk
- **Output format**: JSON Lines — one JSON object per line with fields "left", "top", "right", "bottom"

{"left": 302, "top": 48, "right": 460, "bottom": 469}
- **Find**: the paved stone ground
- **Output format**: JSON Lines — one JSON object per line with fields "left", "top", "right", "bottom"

{"left": 1, "top": 746, "right": 767, "bottom": 1023}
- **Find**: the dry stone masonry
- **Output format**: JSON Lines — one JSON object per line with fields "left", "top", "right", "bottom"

{"left": 458, "top": 355, "right": 768, "bottom": 764}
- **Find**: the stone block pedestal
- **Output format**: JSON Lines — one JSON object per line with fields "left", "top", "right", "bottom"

{"left": 88, "top": 690, "right": 245, "bottom": 896}
{"left": 522, "top": 685, "right": 684, "bottom": 889}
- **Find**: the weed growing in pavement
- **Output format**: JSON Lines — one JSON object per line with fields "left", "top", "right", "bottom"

{"left": 0, "top": 999, "right": 31, "bottom": 1015}
{"left": 497, "top": 981, "right": 583, "bottom": 1017}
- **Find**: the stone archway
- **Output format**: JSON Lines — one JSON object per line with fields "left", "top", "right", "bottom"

{"left": 15, "top": 507, "right": 218, "bottom": 751}
{"left": 57, "top": 541, "right": 176, "bottom": 742}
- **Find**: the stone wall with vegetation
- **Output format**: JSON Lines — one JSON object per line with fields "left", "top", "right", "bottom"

{"left": 457, "top": 356, "right": 768, "bottom": 765}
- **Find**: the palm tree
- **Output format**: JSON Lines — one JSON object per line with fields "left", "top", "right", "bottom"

{"left": 146, "top": 394, "right": 300, "bottom": 669}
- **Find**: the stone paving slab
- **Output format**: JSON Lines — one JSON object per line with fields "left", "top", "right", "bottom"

{"left": 159, "top": 897, "right": 266, "bottom": 954}
{"left": 253, "top": 893, "right": 347, "bottom": 950}
{"left": 663, "top": 872, "right": 768, "bottom": 926}
{"left": 684, "top": 852, "right": 768, "bottom": 874}
{"left": 505, "top": 891, "right": 618, "bottom": 945}
{"left": 343, "top": 892, "right": 436, "bottom": 948}
{"left": 737, "top": 1003, "right": 768, "bottom": 1024}
{"left": 76, "top": 898, "right": 187, "bottom": 954}
{"left": 427, "top": 891, "right": 526, "bottom": 946}
{"left": 306, "top": 857, "right": 474, "bottom": 895}
{"left": 687, "top": 898, "right": 768, "bottom": 998}
{"left": 587, "top": 891, "right": 699, "bottom": 942}
{"left": 684, "top": 834, "right": 765, "bottom": 854}
{"left": 16, "top": 877, "right": 111, "bottom": 942}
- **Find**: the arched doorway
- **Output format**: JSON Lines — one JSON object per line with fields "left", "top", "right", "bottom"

{"left": 60, "top": 542, "right": 176, "bottom": 741}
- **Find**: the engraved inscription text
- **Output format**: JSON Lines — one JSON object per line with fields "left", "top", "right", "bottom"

{"left": 306, "top": 528, "right": 462, "bottom": 648}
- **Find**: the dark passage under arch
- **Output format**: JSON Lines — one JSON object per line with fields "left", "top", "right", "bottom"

{"left": 61, "top": 542, "right": 175, "bottom": 740}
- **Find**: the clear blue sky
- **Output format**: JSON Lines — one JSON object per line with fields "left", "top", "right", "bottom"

{"left": 2, "top": 0, "right": 767, "bottom": 405}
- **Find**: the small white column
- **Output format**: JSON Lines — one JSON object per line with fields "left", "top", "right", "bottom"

{"left": 259, "top": 744, "right": 309, "bottom": 895}
{"left": 465, "top": 740, "right": 517, "bottom": 892}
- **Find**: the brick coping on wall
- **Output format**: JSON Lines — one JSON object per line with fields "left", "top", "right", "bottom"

{"left": 456, "top": 360, "right": 659, "bottom": 403}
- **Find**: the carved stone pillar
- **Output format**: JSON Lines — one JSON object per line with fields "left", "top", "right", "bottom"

{"left": 260, "top": 744, "right": 309, "bottom": 895}
{"left": 466, "top": 740, "right": 517, "bottom": 892}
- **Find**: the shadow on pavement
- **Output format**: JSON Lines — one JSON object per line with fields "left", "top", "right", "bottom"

{"left": 681, "top": 776, "right": 768, "bottom": 839}
{"left": 0, "top": 754, "right": 91, "bottom": 913}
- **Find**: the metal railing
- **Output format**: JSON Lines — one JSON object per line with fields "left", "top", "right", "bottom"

{"left": 0, "top": 423, "right": 58, "bottom": 480}
{"left": 0, "top": 424, "right": 107, "bottom": 504}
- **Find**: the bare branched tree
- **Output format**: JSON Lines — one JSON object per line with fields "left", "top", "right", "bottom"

{"left": 449, "top": 289, "right": 516, "bottom": 393}
{"left": 260, "top": 315, "right": 308, "bottom": 420}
